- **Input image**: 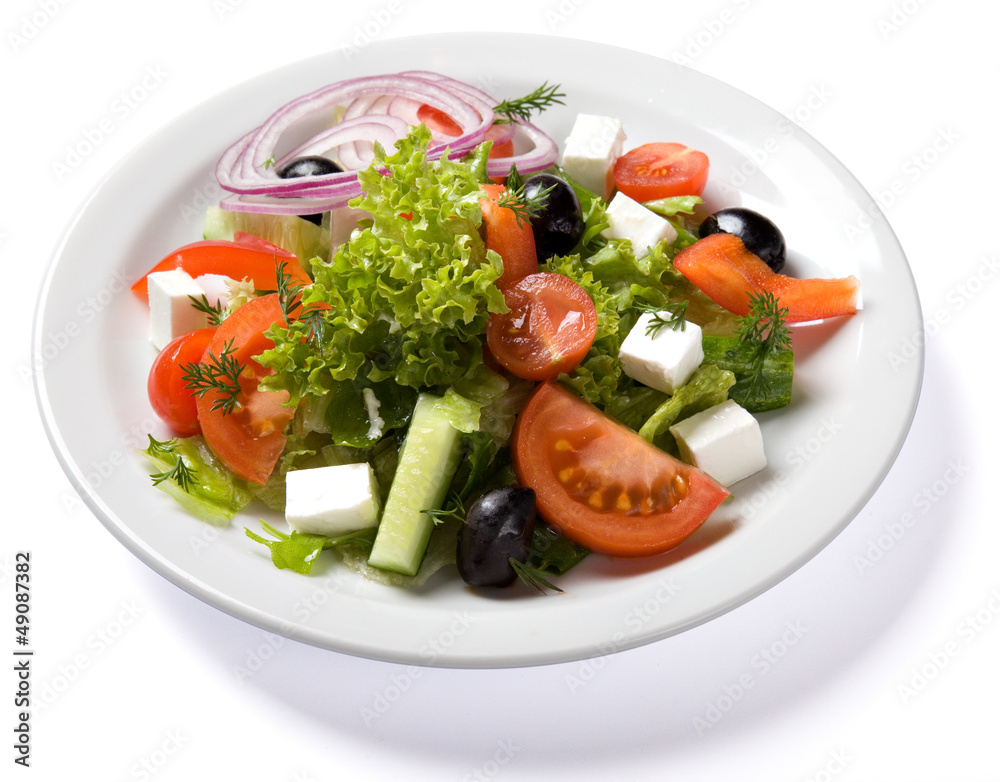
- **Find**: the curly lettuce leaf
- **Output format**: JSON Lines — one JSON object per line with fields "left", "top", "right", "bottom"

{"left": 258, "top": 125, "right": 507, "bottom": 404}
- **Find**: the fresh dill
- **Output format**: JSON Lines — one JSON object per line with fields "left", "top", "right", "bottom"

{"left": 635, "top": 300, "right": 690, "bottom": 336}
{"left": 188, "top": 293, "right": 227, "bottom": 327}
{"left": 150, "top": 456, "right": 198, "bottom": 493}
{"left": 145, "top": 434, "right": 177, "bottom": 459}
{"left": 510, "top": 557, "right": 564, "bottom": 594}
{"left": 492, "top": 81, "right": 566, "bottom": 124}
{"left": 181, "top": 338, "right": 244, "bottom": 415}
{"left": 737, "top": 289, "right": 791, "bottom": 398}
{"left": 495, "top": 180, "right": 554, "bottom": 228}
{"left": 276, "top": 259, "right": 325, "bottom": 347}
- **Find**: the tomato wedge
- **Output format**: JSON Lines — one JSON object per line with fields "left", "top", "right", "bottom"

{"left": 147, "top": 328, "right": 216, "bottom": 436}
{"left": 131, "top": 238, "right": 308, "bottom": 302}
{"left": 480, "top": 183, "right": 538, "bottom": 289}
{"left": 195, "top": 294, "right": 293, "bottom": 484}
{"left": 512, "top": 382, "right": 729, "bottom": 557}
{"left": 416, "top": 104, "right": 516, "bottom": 158}
{"left": 613, "top": 142, "right": 710, "bottom": 202}
{"left": 487, "top": 273, "right": 596, "bottom": 380}
{"left": 673, "top": 233, "right": 860, "bottom": 322}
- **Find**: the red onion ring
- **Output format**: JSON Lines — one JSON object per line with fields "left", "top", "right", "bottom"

{"left": 215, "top": 71, "right": 560, "bottom": 215}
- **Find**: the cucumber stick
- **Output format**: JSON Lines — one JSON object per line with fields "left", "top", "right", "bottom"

{"left": 367, "top": 393, "right": 463, "bottom": 576}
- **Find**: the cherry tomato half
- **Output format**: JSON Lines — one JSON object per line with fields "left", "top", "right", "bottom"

{"left": 673, "top": 233, "right": 860, "bottom": 322}
{"left": 613, "top": 142, "right": 710, "bottom": 202}
{"left": 479, "top": 183, "right": 538, "bottom": 290}
{"left": 486, "top": 273, "right": 596, "bottom": 381}
{"left": 147, "top": 328, "right": 217, "bottom": 435}
{"left": 512, "top": 382, "right": 730, "bottom": 557}
{"left": 195, "top": 294, "right": 294, "bottom": 485}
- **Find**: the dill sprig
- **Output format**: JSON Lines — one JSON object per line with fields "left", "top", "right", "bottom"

{"left": 635, "top": 300, "right": 690, "bottom": 336}
{"left": 276, "top": 259, "right": 325, "bottom": 347}
{"left": 181, "top": 339, "right": 244, "bottom": 415}
{"left": 510, "top": 557, "right": 564, "bottom": 594}
{"left": 145, "top": 434, "right": 177, "bottom": 459}
{"left": 150, "top": 456, "right": 198, "bottom": 493}
{"left": 495, "top": 181, "right": 554, "bottom": 228}
{"left": 493, "top": 82, "right": 566, "bottom": 124}
{"left": 188, "top": 293, "right": 226, "bottom": 327}
{"left": 737, "top": 289, "right": 791, "bottom": 398}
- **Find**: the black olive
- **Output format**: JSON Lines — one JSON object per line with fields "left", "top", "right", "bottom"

{"left": 457, "top": 487, "right": 536, "bottom": 588}
{"left": 699, "top": 207, "right": 787, "bottom": 272}
{"left": 275, "top": 156, "right": 343, "bottom": 225}
{"left": 275, "top": 155, "right": 343, "bottom": 179}
{"left": 522, "top": 173, "right": 584, "bottom": 261}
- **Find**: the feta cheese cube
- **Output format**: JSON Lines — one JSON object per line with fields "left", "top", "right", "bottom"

{"left": 619, "top": 315, "right": 703, "bottom": 394}
{"left": 561, "top": 113, "right": 626, "bottom": 200}
{"left": 601, "top": 192, "right": 677, "bottom": 258}
{"left": 285, "top": 462, "right": 381, "bottom": 537}
{"left": 193, "top": 273, "right": 236, "bottom": 310}
{"left": 147, "top": 269, "right": 209, "bottom": 350}
{"left": 669, "top": 400, "right": 767, "bottom": 486}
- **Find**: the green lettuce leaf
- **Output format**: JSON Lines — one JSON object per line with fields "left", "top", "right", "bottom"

{"left": 637, "top": 364, "right": 736, "bottom": 449}
{"left": 258, "top": 125, "right": 507, "bottom": 404}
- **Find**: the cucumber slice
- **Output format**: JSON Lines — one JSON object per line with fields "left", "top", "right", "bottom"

{"left": 367, "top": 393, "right": 463, "bottom": 576}
{"left": 701, "top": 335, "right": 794, "bottom": 413}
{"left": 202, "top": 205, "right": 330, "bottom": 263}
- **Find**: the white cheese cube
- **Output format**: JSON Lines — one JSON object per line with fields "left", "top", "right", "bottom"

{"left": 148, "top": 269, "right": 209, "bottom": 350}
{"left": 669, "top": 400, "right": 767, "bottom": 486}
{"left": 193, "top": 273, "right": 236, "bottom": 310}
{"left": 285, "top": 462, "right": 381, "bottom": 537}
{"left": 561, "top": 113, "right": 626, "bottom": 200}
{"left": 601, "top": 192, "right": 677, "bottom": 258}
{"left": 619, "top": 315, "right": 703, "bottom": 394}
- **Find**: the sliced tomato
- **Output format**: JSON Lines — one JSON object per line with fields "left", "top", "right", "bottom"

{"left": 613, "top": 142, "right": 710, "bottom": 202}
{"left": 673, "top": 233, "right": 860, "bottom": 322}
{"left": 486, "top": 273, "right": 596, "bottom": 381}
{"left": 512, "top": 382, "right": 729, "bottom": 557}
{"left": 131, "top": 239, "right": 307, "bottom": 302}
{"left": 195, "top": 294, "right": 293, "bottom": 484}
{"left": 147, "top": 328, "right": 216, "bottom": 436}
{"left": 479, "top": 183, "right": 538, "bottom": 289}
{"left": 416, "top": 104, "right": 516, "bottom": 158}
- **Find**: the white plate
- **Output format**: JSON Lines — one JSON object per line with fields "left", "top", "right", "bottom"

{"left": 34, "top": 33, "right": 922, "bottom": 668}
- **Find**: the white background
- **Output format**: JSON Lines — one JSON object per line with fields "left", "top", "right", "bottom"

{"left": 6, "top": 0, "right": 998, "bottom": 780}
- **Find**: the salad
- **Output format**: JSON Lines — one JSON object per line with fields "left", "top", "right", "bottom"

{"left": 135, "top": 71, "right": 860, "bottom": 593}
